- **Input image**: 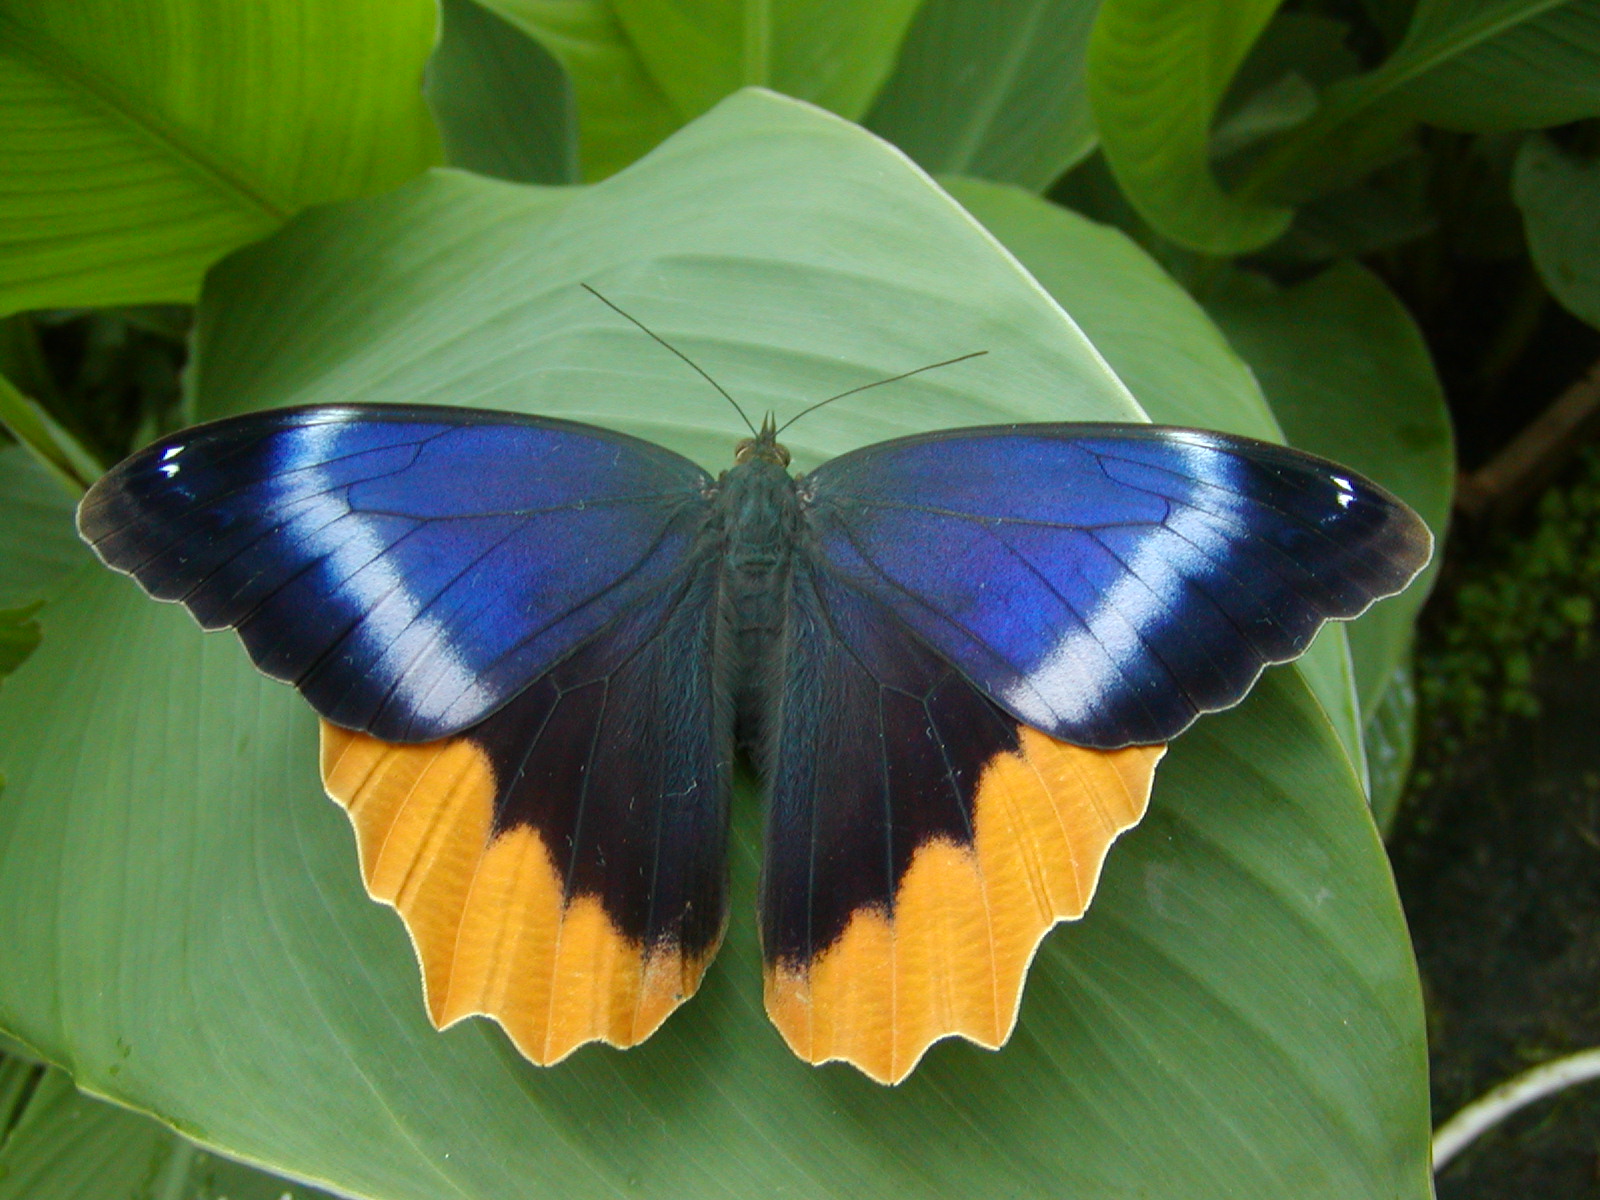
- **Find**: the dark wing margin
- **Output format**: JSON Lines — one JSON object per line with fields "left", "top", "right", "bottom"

{"left": 322, "top": 550, "right": 730, "bottom": 1064}
{"left": 800, "top": 424, "right": 1434, "bottom": 749}
{"left": 760, "top": 557, "right": 1162, "bottom": 1084}
{"left": 77, "top": 404, "right": 715, "bottom": 742}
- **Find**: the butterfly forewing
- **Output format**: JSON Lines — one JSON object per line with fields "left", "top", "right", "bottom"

{"left": 77, "top": 405, "right": 715, "bottom": 741}
{"left": 800, "top": 425, "right": 1433, "bottom": 748}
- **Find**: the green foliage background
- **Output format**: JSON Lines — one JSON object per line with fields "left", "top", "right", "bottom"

{"left": 1, "top": 0, "right": 1596, "bottom": 1196}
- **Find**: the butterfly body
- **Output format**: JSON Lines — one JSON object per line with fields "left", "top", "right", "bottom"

{"left": 714, "top": 428, "right": 804, "bottom": 756}
{"left": 79, "top": 401, "right": 1432, "bottom": 1083}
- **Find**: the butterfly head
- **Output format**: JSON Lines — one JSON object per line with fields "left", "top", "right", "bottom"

{"left": 734, "top": 412, "right": 792, "bottom": 469}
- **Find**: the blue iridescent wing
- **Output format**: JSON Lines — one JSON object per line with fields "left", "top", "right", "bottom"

{"left": 82, "top": 403, "right": 732, "bottom": 1061}
{"left": 799, "top": 424, "right": 1433, "bottom": 750}
{"left": 78, "top": 404, "right": 715, "bottom": 741}
{"left": 761, "top": 423, "right": 1430, "bottom": 1080}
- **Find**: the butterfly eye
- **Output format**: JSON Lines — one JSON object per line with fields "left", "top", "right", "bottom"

{"left": 734, "top": 438, "right": 757, "bottom": 464}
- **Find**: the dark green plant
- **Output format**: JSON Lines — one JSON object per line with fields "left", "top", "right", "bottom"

{"left": 1, "top": 1, "right": 1595, "bottom": 1198}
{"left": 1413, "top": 449, "right": 1600, "bottom": 788}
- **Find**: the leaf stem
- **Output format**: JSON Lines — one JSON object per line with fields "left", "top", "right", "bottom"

{"left": 1433, "top": 1047, "right": 1600, "bottom": 1170}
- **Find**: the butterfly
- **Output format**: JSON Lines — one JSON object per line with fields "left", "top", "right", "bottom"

{"left": 76, "top": 346, "right": 1431, "bottom": 1085}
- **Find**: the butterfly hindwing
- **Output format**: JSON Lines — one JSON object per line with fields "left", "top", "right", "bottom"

{"left": 321, "top": 554, "right": 730, "bottom": 1063}
{"left": 761, "top": 557, "right": 1162, "bottom": 1084}
{"left": 802, "top": 425, "right": 1434, "bottom": 748}
{"left": 77, "top": 405, "right": 715, "bottom": 741}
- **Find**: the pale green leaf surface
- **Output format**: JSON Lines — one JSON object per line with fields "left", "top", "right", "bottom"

{"left": 942, "top": 181, "right": 1274, "bottom": 436}
{"left": 0, "top": 426, "right": 89, "bottom": 681}
{"left": 482, "top": 0, "right": 681, "bottom": 179}
{"left": 865, "top": 0, "right": 1099, "bottom": 191}
{"left": 943, "top": 177, "right": 1365, "bottom": 774}
{"left": 0, "top": 93, "right": 1429, "bottom": 1200}
{"left": 0, "top": 1065, "right": 335, "bottom": 1200}
{"left": 0, "top": 442, "right": 86, "bottom": 610}
{"left": 192, "top": 94, "right": 1143, "bottom": 470}
{"left": 609, "top": 0, "right": 923, "bottom": 121}
{"left": 1206, "top": 263, "right": 1453, "bottom": 716}
{"left": 0, "top": 0, "right": 441, "bottom": 316}
{"left": 1514, "top": 135, "right": 1600, "bottom": 330}
{"left": 1087, "top": 0, "right": 1293, "bottom": 253}
{"left": 426, "top": 0, "right": 579, "bottom": 184}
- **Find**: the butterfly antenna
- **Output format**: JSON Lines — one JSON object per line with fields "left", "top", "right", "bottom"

{"left": 581, "top": 284, "right": 758, "bottom": 437}
{"left": 774, "top": 351, "right": 988, "bottom": 436}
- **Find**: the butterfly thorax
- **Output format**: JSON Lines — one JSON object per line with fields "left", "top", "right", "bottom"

{"left": 715, "top": 444, "right": 802, "bottom": 759}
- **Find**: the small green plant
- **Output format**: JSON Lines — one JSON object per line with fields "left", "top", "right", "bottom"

{"left": 1414, "top": 449, "right": 1600, "bottom": 787}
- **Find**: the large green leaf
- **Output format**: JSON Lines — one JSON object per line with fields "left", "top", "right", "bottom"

{"left": 865, "top": 0, "right": 1099, "bottom": 191}
{"left": 0, "top": 1062, "right": 334, "bottom": 1200}
{"left": 1514, "top": 133, "right": 1600, "bottom": 330}
{"left": 0, "top": 92, "right": 1430, "bottom": 1199}
{"left": 481, "top": 0, "right": 682, "bottom": 179}
{"left": 1087, "top": 0, "right": 1293, "bottom": 253}
{"left": 0, "top": 0, "right": 440, "bottom": 316}
{"left": 1206, "top": 262, "right": 1454, "bottom": 716}
{"left": 0, "top": 584, "right": 1433, "bottom": 1199}
{"left": 609, "top": 0, "right": 924, "bottom": 122}
{"left": 943, "top": 177, "right": 1366, "bottom": 774}
{"left": 425, "top": 0, "right": 579, "bottom": 184}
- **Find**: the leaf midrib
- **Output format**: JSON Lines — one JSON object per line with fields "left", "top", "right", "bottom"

{"left": 0, "top": 11, "right": 290, "bottom": 223}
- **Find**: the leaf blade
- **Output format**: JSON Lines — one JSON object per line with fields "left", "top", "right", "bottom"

{"left": 866, "top": 0, "right": 1099, "bottom": 191}
{"left": 0, "top": 93, "right": 1431, "bottom": 1200}
{"left": 0, "top": 0, "right": 441, "bottom": 316}
{"left": 1087, "top": 0, "right": 1293, "bottom": 253}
